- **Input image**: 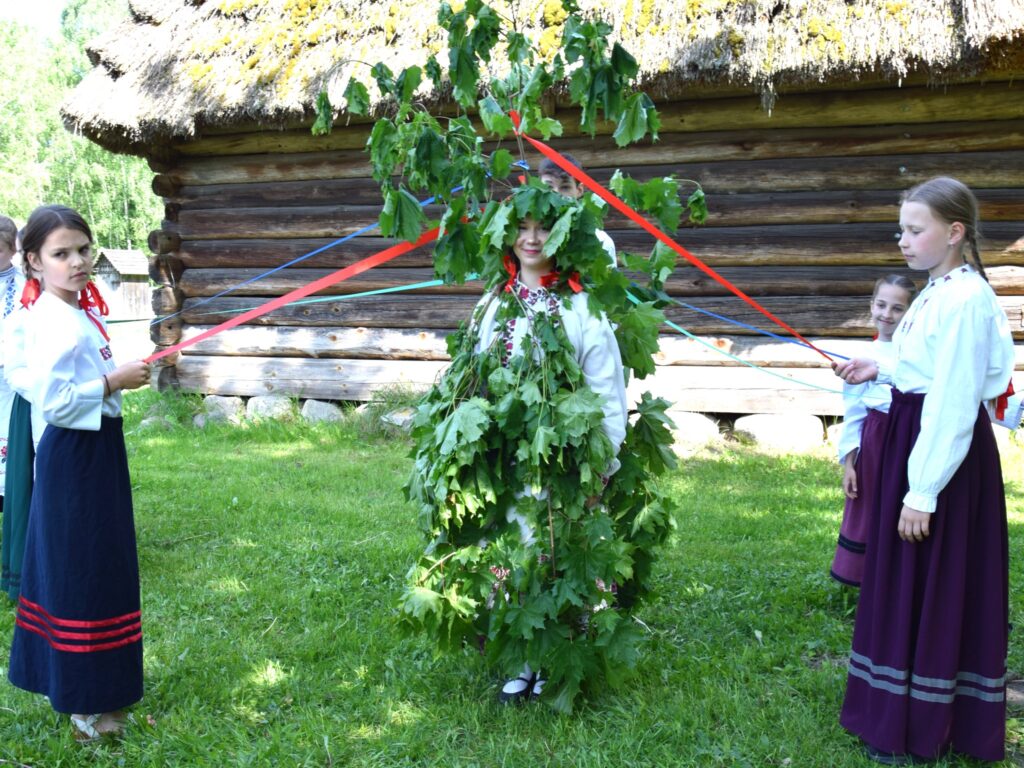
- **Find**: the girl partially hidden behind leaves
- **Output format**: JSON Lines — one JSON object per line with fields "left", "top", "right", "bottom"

{"left": 402, "top": 182, "right": 678, "bottom": 712}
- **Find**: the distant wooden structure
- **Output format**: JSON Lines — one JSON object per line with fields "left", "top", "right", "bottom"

{"left": 63, "top": 0, "right": 1024, "bottom": 414}
{"left": 94, "top": 248, "right": 153, "bottom": 320}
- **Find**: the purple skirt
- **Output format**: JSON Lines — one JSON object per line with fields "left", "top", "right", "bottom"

{"left": 840, "top": 390, "right": 1007, "bottom": 762}
{"left": 831, "top": 408, "right": 888, "bottom": 587}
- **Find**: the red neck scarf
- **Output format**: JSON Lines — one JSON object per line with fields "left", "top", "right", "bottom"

{"left": 503, "top": 255, "right": 583, "bottom": 295}
{"left": 78, "top": 281, "right": 110, "bottom": 342}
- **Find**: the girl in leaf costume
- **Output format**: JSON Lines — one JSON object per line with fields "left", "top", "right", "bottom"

{"left": 402, "top": 183, "right": 678, "bottom": 712}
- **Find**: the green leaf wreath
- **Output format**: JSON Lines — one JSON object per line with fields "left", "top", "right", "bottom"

{"left": 316, "top": 0, "right": 707, "bottom": 711}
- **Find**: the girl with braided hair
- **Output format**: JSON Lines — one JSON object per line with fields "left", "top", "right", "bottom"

{"left": 834, "top": 177, "right": 1015, "bottom": 763}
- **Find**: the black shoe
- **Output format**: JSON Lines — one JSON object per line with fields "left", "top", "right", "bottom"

{"left": 498, "top": 672, "right": 536, "bottom": 704}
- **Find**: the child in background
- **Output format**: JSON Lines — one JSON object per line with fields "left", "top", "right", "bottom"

{"left": 834, "top": 177, "right": 1014, "bottom": 763}
{"left": 2, "top": 226, "right": 46, "bottom": 601}
{"left": 538, "top": 154, "right": 617, "bottom": 267}
{"left": 830, "top": 275, "right": 916, "bottom": 587}
{"left": 7, "top": 205, "right": 150, "bottom": 740}
{"left": 0, "top": 217, "right": 27, "bottom": 599}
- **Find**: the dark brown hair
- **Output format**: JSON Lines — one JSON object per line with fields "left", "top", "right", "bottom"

{"left": 21, "top": 205, "right": 92, "bottom": 253}
{"left": 900, "top": 177, "right": 985, "bottom": 280}
{"left": 872, "top": 274, "right": 917, "bottom": 302}
{"left": 0, "top": 216, "right": 16, "bottom": 252}
{"left": 538, "top": 153, "right": 582, "bottom": 181}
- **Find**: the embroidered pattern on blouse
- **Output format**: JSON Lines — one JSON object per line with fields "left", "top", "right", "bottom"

{"left": 498, "top": 280, "right": 563, "bottom": 368}
{"left": 0, "top": 267, "right": 18, "bottom": 319}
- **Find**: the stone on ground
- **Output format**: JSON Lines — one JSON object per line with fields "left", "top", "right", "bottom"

{"left": 202, "top": 395, "right": 245, "bottom": 424}
{"left": 668, "top": 411, "right": 722, "bottom": 454}
{"left": 381, "top": 407, "right": 416, "bottom": 430}
{"left": 301, "top": 399, "right": 344, "bottom": 424}
{"left": 247, "top": 395, "right": 294, "bottom": 421}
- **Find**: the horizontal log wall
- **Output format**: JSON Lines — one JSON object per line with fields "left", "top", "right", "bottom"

{"left": 148, "top": 79, "right": 1024, "bottom": 414}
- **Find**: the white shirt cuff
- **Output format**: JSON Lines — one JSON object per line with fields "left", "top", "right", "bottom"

{"left": 902, "top": 489, "right": 937, "bottom": 514}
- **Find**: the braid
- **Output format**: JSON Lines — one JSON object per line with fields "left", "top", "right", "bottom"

{"left": 968, "top": 235, "right": 988, "bottom": 282}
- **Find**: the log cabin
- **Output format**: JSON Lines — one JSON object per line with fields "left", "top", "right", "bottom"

{"left": 62, "top": 0, "right": 1024, "bottom": 415}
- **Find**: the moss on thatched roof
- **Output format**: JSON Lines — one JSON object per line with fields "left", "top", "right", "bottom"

{"left": 64, "top": 0, "right": 1024, "bottom": 153}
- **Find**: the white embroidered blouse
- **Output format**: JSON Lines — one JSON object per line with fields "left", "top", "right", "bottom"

{"left": 27, "top": 291, "right": 121, "bottom": 430}
{"left": 877, "top": 265, "right": 1015, "bottom": 513}
{"left": 473, "top": 281, "right": 628, "bottom": 473}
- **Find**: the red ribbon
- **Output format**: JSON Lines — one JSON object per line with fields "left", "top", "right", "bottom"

{"left": 540, "top": 270, "right": 583, "bottom": 293}
{"left": 146, "top": 227, "right": 441, "bottom": 363}
{"left": 508, "top": 110, "right": 832, "bottom": 361}
{"left": 20, "top": 278, "right": 40, "bottom": 309}
{"left": 78, "top": 281, "right": 111, "bottom": 342}
{"left": 996, "top": 380, "right": 1015, "bottom": 421}
{"left": 503, "top": 254, "right": 518, "bottom": 293}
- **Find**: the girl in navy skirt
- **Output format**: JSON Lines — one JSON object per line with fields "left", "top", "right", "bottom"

{"left": 831, "top": 275, "right": 915, "bottom": 587}
{"left": 7, "top": 205, "right": 150, "bottom": 741}
{"left": 834, "top": 177, "right": 1015, "bottom": 763}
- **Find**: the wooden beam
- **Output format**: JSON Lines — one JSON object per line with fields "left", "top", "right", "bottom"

{"left": 169, "top": 119, "right": 1024, "bottom": 164}
{"left": 175, "top": 265, "right": 1024, "bottom": 298}
{"left": 175, "top": 292, "right": 1024, "bottom": 338}
{"left": 171, "top": 354, "right": 849, "bottom": 413}
{"left": 171, "top": 224, "right": 1024, "bottom": 269}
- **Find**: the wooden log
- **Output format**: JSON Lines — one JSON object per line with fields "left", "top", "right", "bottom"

{"left": 167, "top": 185, "right": 1023, "bottom": 243}
{"left": 170, "top": 325, "right": 1024, "bottom": 368}
{"left": 179, "top": 325, "right": 454, "bottom": 360}
{"left": 175, "top": 355, "right": 448, "bottom": 400}
{"left": 625, "top": 366, "right": 845, "bottom": 415}
{"left": 173, "top": 224, "right": 1024, "bottom": 270}
{"left": 179, "top": 267, "right": 478, "bottom": 297}
{"left": 160, "top": 144, "right": 1024, "bottom": 191}
{"left": 150, "top": 315, "right": 183, "bottom": 346}
{"left": 586, "top": 153, "right": 1024, "bottom": 196}
{"left": 618, "top": 81, "right": 1024, "bottom": 135}
{"left": 175, "top": 293, "right": 1024, "bottom": 338}
{"left": 170, "top": 119, "right": 1024, "bottom": 164}
{"left": 148, "top": 229, "right": 181, "bottom": 255}
{"left": 152, "top": 174, "right": 181, "bottom": 198}
{"left": 171, "top": 353, "right": 848, "bottom": 413}
{"left": 152, "top": 286, "right": 184, "bottom": 316}
{"left": 149, "top": 255, "right": 185, "bottom": 286}
{"left": 162, "top": 182, "right": 1024, "bottom": 229}
{"left": 169, "top": 177, "right": 386, "bottom": 209}
{"left": 179, "top": 264, "right": 1013, "bottom": 300}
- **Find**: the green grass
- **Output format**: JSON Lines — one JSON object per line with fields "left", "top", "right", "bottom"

{"left": 1, "top": 389, "right": 1023, "bottom": 766}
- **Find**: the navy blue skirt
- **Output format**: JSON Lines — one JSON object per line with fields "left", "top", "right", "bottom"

{"left": 840, "top": 391, "right": 1007, "bottom": 761}
{"left": 8, "top": 416, "right": 143, "bottom": 714}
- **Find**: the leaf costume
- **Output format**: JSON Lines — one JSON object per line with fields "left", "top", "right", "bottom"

{"left": 402, "top": 184, "right": 678, "bottom": 711}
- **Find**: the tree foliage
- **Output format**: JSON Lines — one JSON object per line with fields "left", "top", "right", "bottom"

{"left": 0, "top": 0, "right": 162, "bottom": 248}
{"left": 317, "top": 0, "right": 708, "bottom": 710}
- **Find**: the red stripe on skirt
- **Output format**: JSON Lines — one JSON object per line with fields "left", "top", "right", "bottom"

{"left": 17, "top": 606, "right": 142, "bottom": 641}
{"left": 19, "top": 596, "right": 141, "bottom": 628}
{"left": 15, "top": 618, "right": 142, "bottom": 653}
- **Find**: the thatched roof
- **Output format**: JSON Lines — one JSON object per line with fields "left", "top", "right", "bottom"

{"left": 64, "top": 0, "right": 1024, "bottom": 154}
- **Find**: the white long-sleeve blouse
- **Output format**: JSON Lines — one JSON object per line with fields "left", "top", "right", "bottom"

{"left": 28, "top": 291, "right": 121, "bottom": 431}
{"left": 837, "top": 339, "right": 895, "bottom": 464}
{"left": 473, "top": 282, "right": 628, "bottom": 470}
{"left": 877, "top": 265, "right": 1014, "bottom": 513}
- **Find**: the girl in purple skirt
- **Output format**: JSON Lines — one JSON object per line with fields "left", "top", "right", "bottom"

{"left": 6, "top": 206, "right": 151, "bottom": 741}
{"left": 831, "top": 275, "right": 916, "bottom": 588}
{"left": 834, "top": 177, "right": 1015, "bottom": 763}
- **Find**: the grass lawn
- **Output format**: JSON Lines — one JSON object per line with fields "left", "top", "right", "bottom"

{"left": 1, "top": 389, "right": 1022, "bottom": 767}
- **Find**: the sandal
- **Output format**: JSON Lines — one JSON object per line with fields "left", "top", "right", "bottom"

{"left": 70, "top": 714, "right": 102, "bottom": 742}
{"left": 499, "top": 672, "right": 536, "bottom": 704}
{"left": 71, "top": 712, "right": 127, "bottom": 742}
